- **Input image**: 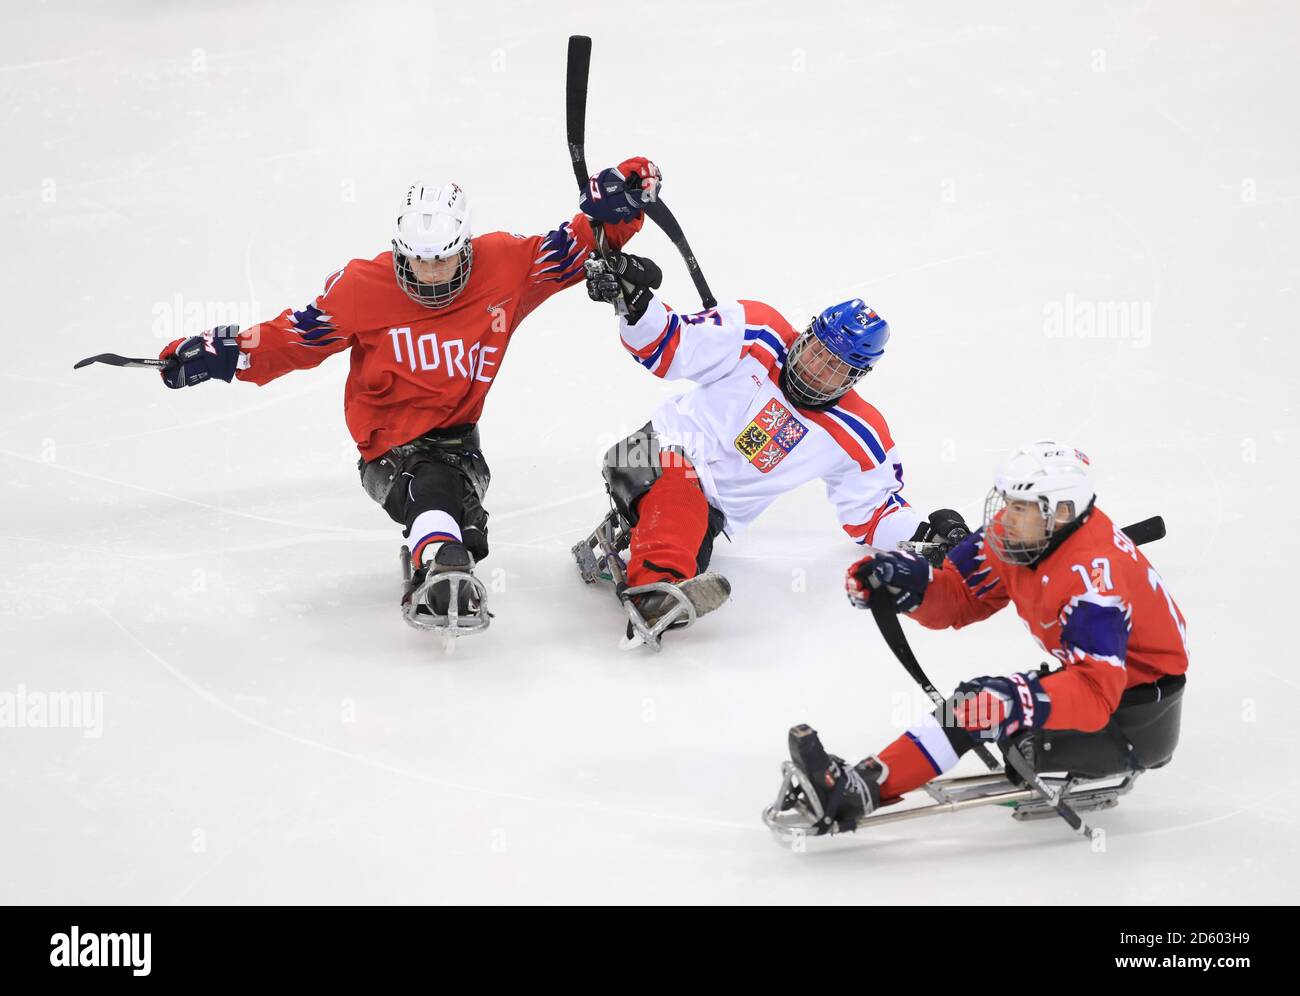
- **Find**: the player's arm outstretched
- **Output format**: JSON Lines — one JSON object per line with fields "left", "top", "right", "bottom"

{"left": 509, "top": 156, "right": 655, "bottom": 323}
{"left": 890, "top": 555, "right": 1136, "bottom": 740}
{"left": 585, "top": 250, "right": 768, "bottom": 385}
{"left": 157, "top": 264, "right": 357, "bottom": 389}
{"left": 845, "top": 527, "right": 1010, "bottom": 625}
{"left": 824, "top": 429, "right": 924, "bottom": 553}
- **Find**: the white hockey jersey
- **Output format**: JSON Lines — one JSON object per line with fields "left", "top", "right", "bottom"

{"left": 619, "top": 294, "right": 922, "bottom": 550}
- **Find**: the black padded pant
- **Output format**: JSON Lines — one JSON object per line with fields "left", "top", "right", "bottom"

{"left": 358, "top": 424, "right": 491, "bottom": 561}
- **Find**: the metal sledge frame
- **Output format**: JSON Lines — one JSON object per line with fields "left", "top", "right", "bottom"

{"left": 399, "top": 545, "right": 491, "bottom": 640}
{"left": 572, "top": 509, "right": 628, "bottom": 587}
{"left": 762, "top": 760, "right": 1143, "bottom": 837}
{"left": 618, "top": 582, "right": 697, "bottom": 651}
{"left": 571, "top": 509, "right": 698, "bottom": 651}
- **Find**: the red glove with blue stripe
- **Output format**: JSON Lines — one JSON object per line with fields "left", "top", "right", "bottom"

{"left": 845, "top": 550, "right": 932, "bottom": 613}
{"left": 951, "top": 672, "right": 1053, "bottom": 742}
{"left": 580, "top": 156, "right": 662, "bottom": 225}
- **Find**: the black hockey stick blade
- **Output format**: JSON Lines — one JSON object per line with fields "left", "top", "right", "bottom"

{"left": 74, "top": 352, "right": 176, "bottom": 371}
{"left": 1122, "top": 515, "right": 1165, "bottom": 546}
{"left": 644, "top": 198, "right": 718, "bottom": 310}
{"left": 565, "top": 35, "right": 592, "bottom": 190}
{"left": 870, "top": 599, "right": 1002, "bottom": 772}
{"left": 1002, "top": 736, "right": 1092, "bottom": 837}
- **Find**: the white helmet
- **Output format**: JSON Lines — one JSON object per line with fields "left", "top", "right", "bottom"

{"left": 983, "top": 441, "right": 1096, "bottom": 565}
{"left": 391, "top": 182, "right": 473, "bottom": 308}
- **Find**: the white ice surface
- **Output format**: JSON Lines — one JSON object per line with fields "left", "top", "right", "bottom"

{"left": 3, "top": 1, "right": 1297, "bottom": 904}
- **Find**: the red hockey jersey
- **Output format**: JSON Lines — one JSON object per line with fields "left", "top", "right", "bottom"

{"left": 910, "top": 507, "right": 1189, "bottom": 732}
{"left": 234, "top": 213, "right": 641, "bottom": 459}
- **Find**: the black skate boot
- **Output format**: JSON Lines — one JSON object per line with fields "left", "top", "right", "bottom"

{"left": 401, "top": 541, "right": 490, "bottom": 636}
{"left": 786, "top": 724, "right": 886, "bottom": 834}
{"left": 620, "top": 572, "right": 731, "bottom": 650}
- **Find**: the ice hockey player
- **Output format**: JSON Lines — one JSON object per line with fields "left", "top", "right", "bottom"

{"left": 780, "top": 442, "right": 1190, "bottom": 834}
{"left": 574, "top": 250, "right": 967, "bottom": 648}
{"left": 155, "top": 158, "right": 660, "bottom": 635}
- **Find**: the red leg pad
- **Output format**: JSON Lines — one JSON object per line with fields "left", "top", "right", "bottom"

{"left": 627, "top": 456, "right": 708, "bottom": 587}
{"left": 877, "top": 734, "right": 941, "bottom": 801}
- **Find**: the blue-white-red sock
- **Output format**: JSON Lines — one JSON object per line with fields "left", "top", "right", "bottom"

{"left": 409, "top": 510, "right": 462, "bottom": 568}
{"left": 876, "top": 712, "right": 962, "bottom": 800}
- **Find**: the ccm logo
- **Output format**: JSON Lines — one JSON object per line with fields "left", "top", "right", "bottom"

{"left": 1012, "top": 673, "right": 1036, "bottom": 724}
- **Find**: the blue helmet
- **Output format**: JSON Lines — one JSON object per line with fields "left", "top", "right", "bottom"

{"left": 813, "top": 298, "right": 889, "bottom": 367}
{"left": 782, "top": 299, "right": 889, "bottom": 409}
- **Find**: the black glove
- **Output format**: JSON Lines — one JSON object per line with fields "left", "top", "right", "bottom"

{"left": 584, "top": 251, "right": 662, "bottom": 324}
{"left": 927, "top": 508, "right": 970, "bottom": 546}
{"left": 906, "top": 508, "right": 971, "bottom": 567}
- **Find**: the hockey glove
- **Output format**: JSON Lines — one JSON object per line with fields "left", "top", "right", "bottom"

{"left": 918, "top": 508, "right": 971, "bottom": 566}
{"left": 159, "top": 326, "right": 243, "bottom": 389}
{"left": 845, "top": 550, "right": 932, "bottom": 613}
{"left": 926, "top": 508, "right": 970, "bottom": 547}
{"left": 584, "top": 251, "right": 662, "bottom": 324}
{"left": 579, "top": 156, "right": 662, "bottom": 225}
{"left": 950, "top": 672, "right": 1053, "bottom": 742}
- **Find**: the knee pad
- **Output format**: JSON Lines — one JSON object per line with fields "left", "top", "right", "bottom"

{"left": 407, "top": 456, "right": 492, "bottom": 559}
{"left": 360, "top": 446, "right": 470, "bottom": 513}
{"left": 602, "top": 422, "right": 661, "bottom": 526}
{"left": 359, "top": 453, "right": 403, "bottom": 506}
{"left": 402, "top": 458, "right": 467, "bottom": 518}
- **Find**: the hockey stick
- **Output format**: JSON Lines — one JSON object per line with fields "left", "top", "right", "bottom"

{"left": 565, "top": 35, "right": 717, "bottom": 311}
{"left": 870, "top": 601, "right": 1097, "bottom": 832}
{"left": 566, "top": 34, "right": 626, "bottom": 318}
{"left": 74, "top": 352, "right": 176, "bottom": 371}
{"left": 643, "top": 200, "right": 717, "bottom": 310}
{"left": 1119, "top": 515, "right": 1165, "bottom": 546}
{"left": 1001, "top": 738, "right": 1092, "bottom": 836}
{"left": 566, "top": 35, "right": 595, "bottom": 192}
{"left": 871, "top": 600, "right": 1003, "bottom": 771}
